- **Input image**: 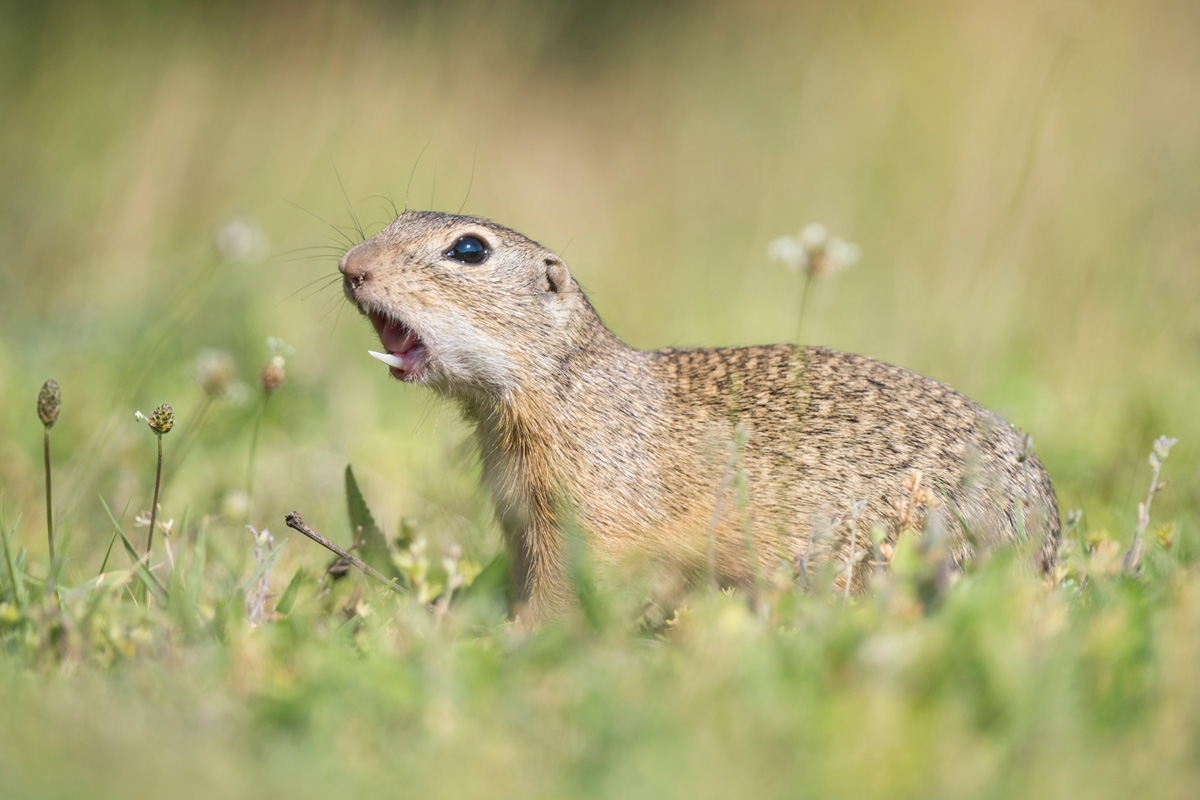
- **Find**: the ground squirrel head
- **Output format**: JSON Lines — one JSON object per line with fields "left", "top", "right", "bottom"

{"left": 340, "top": 211, "right": 586, "bottom": 399}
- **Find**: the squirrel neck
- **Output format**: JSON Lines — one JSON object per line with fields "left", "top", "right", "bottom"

{"left": 456, "top": 300, "right": 668, "bottom": 511}
{"left": 459, "top": 302, "right": 650, "bottom": 432}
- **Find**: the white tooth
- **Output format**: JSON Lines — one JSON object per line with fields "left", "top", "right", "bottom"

{"left": 368, "top": 350, "right": 405, "bottom": 369}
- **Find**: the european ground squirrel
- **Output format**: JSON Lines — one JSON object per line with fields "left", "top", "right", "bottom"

{"left": 340, "top": 211, "right": 1060, "bottom": 617}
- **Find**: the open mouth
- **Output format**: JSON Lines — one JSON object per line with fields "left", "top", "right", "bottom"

{"left": 365, "top": 311, "right": 428, "bottom": 381}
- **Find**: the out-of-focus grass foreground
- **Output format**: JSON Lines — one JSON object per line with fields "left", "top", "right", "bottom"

{"left": 2, "top": 1, "right": 1199, "bottom": 798}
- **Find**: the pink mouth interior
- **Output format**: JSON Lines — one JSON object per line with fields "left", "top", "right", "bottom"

{"left": 370, "top": 313, "right": 427, "bottom": 379}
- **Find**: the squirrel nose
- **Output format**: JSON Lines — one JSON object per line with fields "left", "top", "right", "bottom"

{"left": 339, "top": 242, "right": 377, "bottom": 287}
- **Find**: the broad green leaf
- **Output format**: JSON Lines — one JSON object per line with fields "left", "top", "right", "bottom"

{"left": 345, "top": 465, "right": 394, "bottom": 579}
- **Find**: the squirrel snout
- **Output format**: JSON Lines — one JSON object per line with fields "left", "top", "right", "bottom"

{"left": 339, "top": 242, "right": 377, "bottom": 290}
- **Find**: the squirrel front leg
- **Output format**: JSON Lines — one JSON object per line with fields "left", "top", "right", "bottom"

{"left": 501, "top": 515, "right": 573, "bottom": 624}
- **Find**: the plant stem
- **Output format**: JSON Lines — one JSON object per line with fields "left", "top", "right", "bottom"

{"left": 147, "top": 434, "right": 163, "bottom": 556}
{"left": 796, "top": 272, "right": 814, "bottom": 344}
{"left": 1123, "top": 441, "right": 1171, "bottom": 574}
{"left": 731, "top": 428, "right": 766, "bottom": 617}
{"left": 704, "top": 442, "right": 737, "bottom": 597}
{"left": 844, "top": 515, "right": 858, "bottom": 602}
{"left": 245, "top": 392, "right": 269, "bottom": 521}
{"left": 44, "top": 428, "right": 55, "bottom": 594}
{"left": 842, "top": 500, "right": 866, "bottom": 601}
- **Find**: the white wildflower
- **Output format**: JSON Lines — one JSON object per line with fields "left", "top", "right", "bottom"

{"left": 133, "top": 506, "right": 169, "bottom": 532}
{"left": 768, "top": 222, "right": 861, "bottom": 277}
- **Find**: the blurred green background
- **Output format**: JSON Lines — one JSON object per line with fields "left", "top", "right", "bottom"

{"left": 1, "top": 2, "right": 1199, "bottom": 796}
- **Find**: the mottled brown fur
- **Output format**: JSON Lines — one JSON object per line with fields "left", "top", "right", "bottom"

{"left": 340, "top": 211, "right": 1060, "bottom": 618}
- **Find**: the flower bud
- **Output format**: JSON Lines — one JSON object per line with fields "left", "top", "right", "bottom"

{"left": 37, "top": 380, "right": 61, "bottom": 428}
{"left": 195, "top": 349, "right": 237, "bottom": 398}
{"left": 148, "top": 403, "right": 174, "bottom": 435}
{"left": 259, "top": 356, "right": 285, "bottom": 394}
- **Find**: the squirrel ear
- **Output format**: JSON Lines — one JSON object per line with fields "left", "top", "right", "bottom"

{"left": 542, "top": 255, "right": 573, "bottom": 294}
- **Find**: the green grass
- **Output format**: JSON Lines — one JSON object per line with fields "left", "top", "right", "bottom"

{"left": 2, "top": 1, "right": 1200, "bottom": 798}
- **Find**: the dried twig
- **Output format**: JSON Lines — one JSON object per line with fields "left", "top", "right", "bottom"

{"left": 284, "top": 511, "right": 406, "bottom": 595}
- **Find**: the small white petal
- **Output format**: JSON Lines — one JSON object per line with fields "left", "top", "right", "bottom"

{"left": 767, "top": 235, "right": 806, "bottom": 270}
{"left": 267, "top": 336, "right": 294, "bottom": 358}
{"left": 828, "top": 238, "right": 862, "bottom": 269}
{"left": 799, "top": 223, "right": 828, "bottom": 250}
{"left": 368, "top": 350, "right": 405, "bottom": 369}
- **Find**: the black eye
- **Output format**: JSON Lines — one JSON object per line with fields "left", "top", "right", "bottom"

{"left": 445, "top": 235, "right": 488, "bottom": 264}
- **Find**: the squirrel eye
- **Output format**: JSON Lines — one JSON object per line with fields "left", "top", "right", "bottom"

{"left": 445, "top": 235, "right": 488, "bottom": 264}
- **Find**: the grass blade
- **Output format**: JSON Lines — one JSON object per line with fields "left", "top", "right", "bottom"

{"left": 275, "top": 566, "right": 304, "bottom": 615}
{"left": 182, "top": 519, "right": 208, "bottom": 626}
{"left": 98, "top": 496, "right": 133, "bottom": 576}
{"left": 1, "top": 508, "right": 28, "bottom": 609}
{"left": 99, "top": 495, "right": 168, "bottom": 607}
{"left": 239, "top": 539, "right": 285, "bottom": 594}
